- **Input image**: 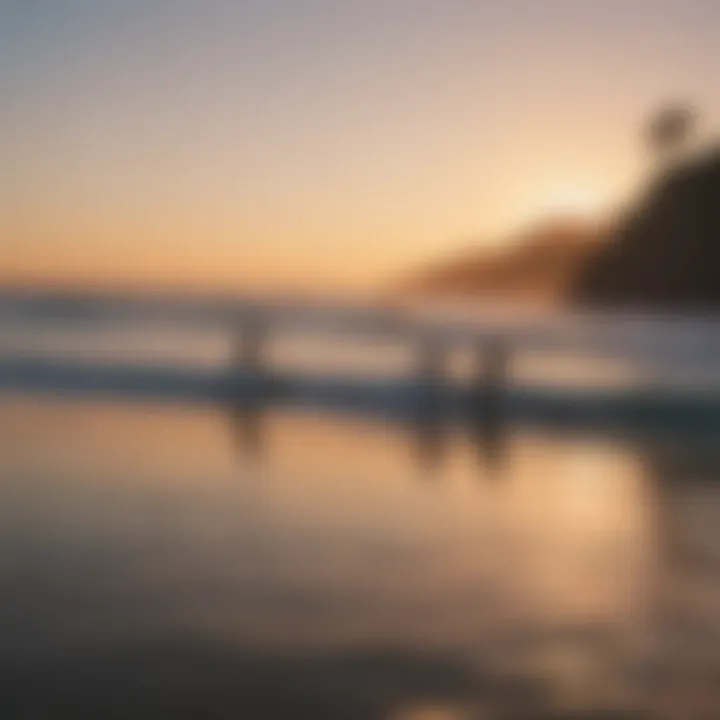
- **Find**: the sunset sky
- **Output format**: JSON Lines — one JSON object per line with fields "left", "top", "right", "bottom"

{"left": 3, "top": 0, "right": 720, "bottom": 292}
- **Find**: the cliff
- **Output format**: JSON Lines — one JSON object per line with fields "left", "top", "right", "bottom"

{"left": 572, "top": 148, "right": 720, "bottom": 310}
{"left": 403, "top": 218, "right": 599, "bottom": 303}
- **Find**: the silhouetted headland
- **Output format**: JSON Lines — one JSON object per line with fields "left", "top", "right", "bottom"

{"left": 572, "top": 147, "right": 720, "bottom": 311}
{"left": 404, "top": 145, "right": 720, "bottom": 312}
{"left": 401, "top": 217, "right": 600, "bottom": 304}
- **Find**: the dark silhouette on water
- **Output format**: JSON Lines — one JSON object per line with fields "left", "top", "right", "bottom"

{"left": 231, "top": 308, "right": 269, "bottom": 386}
{"left": 413, "top": 334, "right": 448, "bottom": 473}
{"left": 228, "top": 308, "right": 273, "bottom": 460}
{"left": 469, "top": 338, "right": 510, "bottom": 475}
{"left": 413, "top": 417, "right": 446, "bottom": 474}
{"left": 230, "top": 403, "right": 265, "bottom": 460}
{"left": 411, "top": 335, "right": 512, "bottom": 476}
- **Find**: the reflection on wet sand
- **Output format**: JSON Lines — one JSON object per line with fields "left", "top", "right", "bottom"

{"left": 2, "top": 399, "right": 720, "bottom": 717}
{"left": 226, "top": 359, "right": 512, "bottom": 478}
{"left": 230, "top": 402, "right": 265, "bottom": 460}
{"left": 412, "top": 406, "right": 509, "bottom": 479}
{"left": 233, "top": 399, "right": 510, "bottom": 481}
{"left": 631, "top": 440, "right": 720, "bottom": 719}
{"left": 411, "top": 336, "right": 511, "bottom": 478}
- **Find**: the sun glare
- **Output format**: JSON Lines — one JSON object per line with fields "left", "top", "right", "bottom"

{"left": 524, "top": 185, "right": 607, "bottom": 222}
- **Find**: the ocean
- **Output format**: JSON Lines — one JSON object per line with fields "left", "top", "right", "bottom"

{"left": 2, "top": 291, "right": 720, "bottom": 718}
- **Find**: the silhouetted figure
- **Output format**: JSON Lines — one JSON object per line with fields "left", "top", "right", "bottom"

{"left": 229, "top": 307, "right": 271, "bottom": 461}
{"left": 413, "top": 333, "right": 448, "bottom": 474}
{"left": 232, "top": 307, "right": 268, "bottom": 383}
{"left": 470, "top": 338, "right": 510, "bottom": 475}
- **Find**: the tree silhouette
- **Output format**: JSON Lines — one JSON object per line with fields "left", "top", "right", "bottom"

{"left": 644, "top": 104, "right": 698, "bottom": 162}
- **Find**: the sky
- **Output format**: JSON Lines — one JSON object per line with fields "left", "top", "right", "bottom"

{"left": 2, "top": 0, "right": 720, "bottom": 292}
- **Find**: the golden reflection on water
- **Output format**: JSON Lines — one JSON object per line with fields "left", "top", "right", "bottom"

{"left": 2, "top": 397, "right": 718, "bottom": 715}
{"left": 0, "top": 398, "right": 652, "bottom": 634}
{"left": 390, "top": 705, "right": 474, "bottom": 720}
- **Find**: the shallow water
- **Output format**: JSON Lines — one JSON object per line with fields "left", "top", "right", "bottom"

{"left": 3, "top": 295, "right": 720, "bottom": 717}
{"left": 2, "top": 396, "right": 720, "bottom": 718}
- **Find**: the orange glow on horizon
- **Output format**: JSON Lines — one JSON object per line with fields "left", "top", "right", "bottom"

{"left": 4, "top": 0, "right": 720, "bottom": 291}
{"left": 1, "top": 156, "right": 630, "bottom": 293}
